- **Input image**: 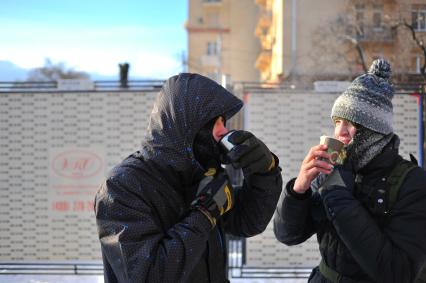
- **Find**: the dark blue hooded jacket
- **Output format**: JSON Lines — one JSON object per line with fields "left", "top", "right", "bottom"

{"left": 95, "top": 73, "right": 282, "bottom": 283}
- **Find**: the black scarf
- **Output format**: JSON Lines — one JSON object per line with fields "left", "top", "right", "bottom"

{"left": 193, "top": 118, "right": 222, "bottom": 170}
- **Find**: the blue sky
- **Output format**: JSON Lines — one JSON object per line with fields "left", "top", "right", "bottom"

{"left": 0, "top": 0, "right": 187, "bottom": 79}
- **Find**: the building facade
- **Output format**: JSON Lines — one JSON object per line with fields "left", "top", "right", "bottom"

{"left": 255, "top": 0, "right": 426, "bottom": 83}
{"left": 186, "top": 0, "right": 261, "bottom": 83}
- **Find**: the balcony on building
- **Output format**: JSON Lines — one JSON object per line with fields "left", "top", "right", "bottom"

{"left": 255, "top": 11, "right": 272, "bottom": 35}
{"left": 255, "top": 0, "right": 268, "bottom": 9}
{"left": 354, "top": 25, "right": 396, "bottom": 43}
{"left": 255, "top": 11, "right": 273, "bottom": 49}
{"left": 259, "top": 34, "right": 274, "bottom": 50}
{"left": 255, "top": 50, "right": 272, "bottom": 71}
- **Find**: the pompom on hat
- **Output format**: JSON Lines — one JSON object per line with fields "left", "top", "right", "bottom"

{"left": 331, "top": 59, "right": 394, "bottom": 135}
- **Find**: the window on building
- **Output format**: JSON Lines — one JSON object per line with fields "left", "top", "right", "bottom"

{"left": 372, "top": 4, "right": 383, "bottom": 30}
{"left": 207, "top": 41, "right": 218, "bottom": 55}
{"left": 206, "top": 12, "right": 220, "bottom": 27}
{"left": 412, "top": 5, "right": 426, "bottom": 31}
{"left": 411, "top": 55, "right": 422, "bottom": 74}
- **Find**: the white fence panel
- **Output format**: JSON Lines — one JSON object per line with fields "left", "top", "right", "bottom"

{"left": 0, "top": 91, "right": 156, "bottom": 261}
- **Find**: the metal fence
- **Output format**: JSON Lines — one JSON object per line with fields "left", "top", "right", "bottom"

{"left": 0, "top": 80, "right": 165, "bottom": 93}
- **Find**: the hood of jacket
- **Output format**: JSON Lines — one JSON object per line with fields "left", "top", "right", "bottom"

{"left": 138, "top": 73, "right": 243, "bottom": 185}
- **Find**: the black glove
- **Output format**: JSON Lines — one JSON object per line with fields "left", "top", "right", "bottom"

{"left": 226, "top": 130, "right": 275, "bottom": 175}
{"left": 319, "top": 163, "right": 354, "bottom": 195}
{"left": 319, "top": 163, "right": 355, "bottom": 220}
{"left": 191, "top": 168, "right": 234, "bottom": 226}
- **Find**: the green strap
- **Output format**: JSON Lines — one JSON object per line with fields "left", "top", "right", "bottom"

{"left": 415, "top": 261, "right": 426, "bottom": 283}
{"left": 387, "top": 161, "right": 417, "bottom": 210}
{"left": 319, "top": 259, "right": 341, "bottom": 283}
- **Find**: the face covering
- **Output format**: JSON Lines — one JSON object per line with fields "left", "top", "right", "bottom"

{"left": 345, "top": 126, "right": 395, "bottom": 171}
{"left": 193, "top": 118, "right": 223, "bottom": 170}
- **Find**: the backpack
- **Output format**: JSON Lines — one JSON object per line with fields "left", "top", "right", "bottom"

{"left": 385, "top": 156, "right": 418, "bottom": 214}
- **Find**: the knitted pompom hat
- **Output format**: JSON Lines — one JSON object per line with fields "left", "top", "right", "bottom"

{"left": 331, "top": 59, "right": 394, "bottom": 134}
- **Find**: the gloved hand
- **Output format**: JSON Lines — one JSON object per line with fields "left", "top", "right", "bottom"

{"left": 225, "top": 130, "right": 275, "bottom": 175}
{"left": 191, "top": 168, "right": 234, "bottom": 226}
{"left": 319, "top": 163, "right": 355, "bottom": 195}
{"left": 319, "top": 163, "right": 355, "bottom": 220}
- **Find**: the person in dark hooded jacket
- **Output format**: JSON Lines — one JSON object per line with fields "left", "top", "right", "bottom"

{"left": 95, "top": 73, "right": 282, "bottom": 283}
{"left": 273, "top": 59, "right": 426, "bottom": 282}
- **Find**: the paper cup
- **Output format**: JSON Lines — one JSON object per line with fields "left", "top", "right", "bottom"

{"left": 320, "top": 135, "right": 344, "bottom": 164}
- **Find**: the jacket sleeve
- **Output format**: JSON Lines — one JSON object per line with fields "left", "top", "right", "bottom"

{"left": 94, "top": 173, "right": 213, "bottom": 283}
{"left": 273, "top": 177, "right": 318, "bottom": 245}
{"left": 322, "top": 168, "right": 426, "bottom": 283}
{"left": 222, "top": 165, "right": 283, "bottom": 237}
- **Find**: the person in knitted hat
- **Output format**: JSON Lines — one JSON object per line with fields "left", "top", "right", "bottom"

{"left": 331, "top": 58, "right": 395, "bottom": 171}
{"left": 274, "top": 59, "right": 426, "bottom": 282}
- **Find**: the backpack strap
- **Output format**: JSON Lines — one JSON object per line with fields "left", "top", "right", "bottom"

{"left": 319, "top": 259, "right": 341, "bottom": 283}
{"left": 386, "top": 160, "right": 417, "bottom": 212}
{"left": 415, "top": 261, "right": 426, "bottom": 283}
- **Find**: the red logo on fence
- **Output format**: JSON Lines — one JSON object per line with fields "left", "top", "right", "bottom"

{"left": 52, "top": 150, "right": 103, "bottom": 179}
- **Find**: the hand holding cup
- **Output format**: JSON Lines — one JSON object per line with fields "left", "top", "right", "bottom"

{"left": 293, "top": 136, "right": 344, "bottom": 194}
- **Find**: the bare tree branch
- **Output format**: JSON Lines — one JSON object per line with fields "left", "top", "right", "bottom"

{"left": 27, "top": 58, "right": 90, "bottom": 81}
{"left": 393, "top": 19, "right": 426, "bottom": 78}
{"left": 341, "top": 34, "right": 368, "bottom": 73}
